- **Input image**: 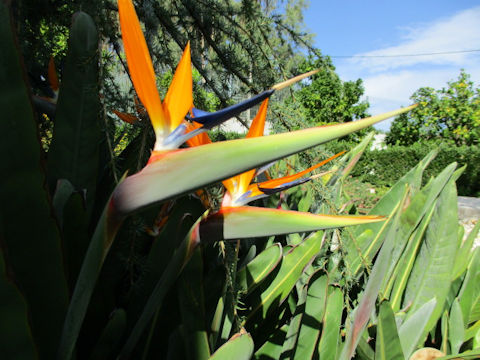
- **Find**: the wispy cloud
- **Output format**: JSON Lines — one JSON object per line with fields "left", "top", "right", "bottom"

{"left": 333, "top": 5, "right": 480, "bottom": 130}
{"left": 350, "top": 6, "right": 480, "bottom": 72}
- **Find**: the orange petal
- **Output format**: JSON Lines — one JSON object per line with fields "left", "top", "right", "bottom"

{"left": 163, "top": 42, "right": 193, "bottom": 131}
{"left": 236, "top": 98, "right": 270, "bottom": 194}
{"left": 245, "top": 183, "right": 264, "bottom": 199}
{"left": 113, "top": 110, "right": 138, "bottom": 125}
{"left": 48, "top": 56, "right": 59, "bottom": 91}
{"left": 118, "top": 0, "right": 166, "bottom": 134}
{"left": 257, "top": 151, "right": 346, "bottom": 190}
{"left": 246, "top": 98, "right": 269, "bottom": 139}
{"left": 134, "top": 96, "right": 147, "bottom": 116}
{"left": 185, "top": 121, "right": 211, "bottom": 147}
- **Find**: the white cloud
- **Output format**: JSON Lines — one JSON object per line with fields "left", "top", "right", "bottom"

{"left": 350, "top": 6, "right": 480, "bottom": 72}
{"left": 364, "top": 66, "right": 480, "bottom": 131}
{"left": 334, "top": 6, "right": 480, "bottom": 131}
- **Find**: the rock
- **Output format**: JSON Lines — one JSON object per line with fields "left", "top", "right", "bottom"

{"left": 409, "top": 348, "right": 445, "bottom": 360}
{"left": 458, "top": 196, "right": 480, "bottom": 249}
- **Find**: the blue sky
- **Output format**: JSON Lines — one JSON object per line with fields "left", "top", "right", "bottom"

{"left": 302, "top": 1, "right": 480, "bottom": 130}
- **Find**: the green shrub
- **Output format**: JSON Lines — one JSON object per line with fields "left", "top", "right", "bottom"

{"left": 347, "top": 142, "right": 480, "bottom": 196}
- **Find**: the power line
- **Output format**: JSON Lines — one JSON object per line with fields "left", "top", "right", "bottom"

{"left": 329, "top": 49, "right": 480, "bottom": 58}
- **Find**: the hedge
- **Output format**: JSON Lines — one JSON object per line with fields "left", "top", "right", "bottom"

{"left": 324, "top": 141, "right": 480, "bottom": 197}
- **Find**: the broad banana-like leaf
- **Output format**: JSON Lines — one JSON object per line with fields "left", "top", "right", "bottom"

{"left": 339, "top": 186, "right": 409, "bottom": 360}
{"left": 113, "top": 105, "right": 416, "bottom": 215}
{"left": 389, "top": 203, "right": 436, "bottom": 311}
{"left": 177, "top": 248, "right": 210, "bottom": 360}
{"left": 90, "top": 309, "right": 126, "bottom": 360}
{"left": 458, "top": 248, "right": 480, "bottom": 326}
{"left": 403, "top": 177, "right": 459, "bottom": 335}
{"left": 244, "top": 232, "right": 324, "bottom": 323}
{"left": 465, "top": 320, "right": 480, "bottom": 342}
{"left": 0, "top": 248, "right": 37, "bottom": 359}
{"left": 0, "top": 3, "right": 69, "bottom": 358}
{"left": 200, "top": 206, "right": 385, "bottom": 241}
{"left": 356, "top": 332, "right": 375, "bottom": 360}
{"left": 452, "top": 220, "right": 480, "bottom": 280}
{"left": 208, "top": 331, "right": 254, "bottom": 360}
{"left": 398, "top": 298, "right": 436, "bottom": 358}
{"left": 346, "top": 149, "right": 436, "bottom": 276}
{"left": 381, "top": 163, "right": 458, "bottom": 299}
{"left": 52, "top": 179, "right": 76, "bottom": 228}
{"left": 449, "top": 298, "right": 465, "bottom": 354}
{"left": 254, "top": 325, "right": 287, "bottom": 359}
{"left": 280, "top": 283, "right": 308, "bottom": 358}
{"left": 318, "top": 287, "right": 344, "bottom": 360}
{"left": 236, "top": 244, "right": 282, "bottom": 294}
{"left": 375, "top": 301, "right": 404, "bottom": 360}
{"left": 118, "top": 212, "right": 206, "bottom": 359}
{"left": 293, "top": 272, "right": 328, "bottom": 360}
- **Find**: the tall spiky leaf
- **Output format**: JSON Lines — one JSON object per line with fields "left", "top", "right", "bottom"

{"left": 0, "top": 2, "right": 69, "bottom": 357}
{"left": 47, "top": 12, "right": 101, "bottom": 213}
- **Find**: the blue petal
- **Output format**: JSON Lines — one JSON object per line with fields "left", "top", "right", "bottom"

{"left": 190, "top": 89, "right": 275, "bottom": 129}
{"left": 192, "top": 108, "right": 211, "bottom": 117}
{"left": 258, "top": 177, "right": 311, "bottom": 195}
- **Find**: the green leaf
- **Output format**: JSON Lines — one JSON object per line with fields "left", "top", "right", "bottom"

{"left": 441, "top": 311, "right": 449, "bottom": 354}
{"left": 52, "top": 179, "right": 76, "bottom": 228}
{"left": 465, "top": 320, "right": 480, "bottom": 342}
{"left": 254, "top": 325, "right": 287, "bottom": 360}
{"left": 437, "top": 349, "right": 480, "bottom": 360}
{"left": 90, "top": 309, "right": 126, "bottom": 360}
{"left": 318, "top": 286, "right": 344, "bottom": 360}
{"left": 178, "top": 248, "right": 211, "bottom": 360}
{"left": 398, "top": 298, "right": 436, "bottom": 358}
{"left": 355, "top": 331, "right": 375, "bottom": 360}
{"left": 200, "top": 206, "right": 385, "bottom": 241}
{"left": 58, "top": 193, "right": 123, "bottom": 360}
{"left": 449, "top": 298, "right": 465, "bottom": 354}
{"left": 293, "top": 272, "right": 328, "bottom": 360}
{"left": 389, "top": 203, "right": 436, "bottom": 309}
{"left": 127, "top": 197, "right": 205, "bottom": 321}
{"left": 339, "top": 186, "right": 409, "bottom": 360}
{"left": 237, "top": 244, "right": 282, "bottom": 294}
{"left": 327, "top": 131, "right": 374, "bottom": 187}
{"left": 118, "top": 212, "right": 207, "bottom": 359}
{"left": 382, "top": 163, "right": 457, "bottom": 299}
{"left": 458, "top": 248, "right": 480, "bottom": 325}
{"left": 470, "top": 295, "right": 480, "bottom": 324}
{"left": 0, "top": 248, "right": 37, "bottom": 359}
{"left": 47, "top": 11, "right": 101, "bottom": 214}
{"left": 112, "top": 106, "right": 417, "bottom": 215}
{"left": 452, "top": 221, "right": 480, "bottom": 280}
{"left": 375, "top": 301, "right": 404, "bottom": 360}
{"left": 245, "top": 232, "right": 323, "bottom": 323}
{"left": 346, "top": 150, "right": 436, "bottom": 276}
{"left": 208, "top": 331, "right": 254, "bottom": 360}
{"left": 403, "top": 178, "right": 459, "bottom": 335}
{"left": 280, "top": 283, "right": 308, "bottom": 359}
{"left": 0, "top": 3, "right": 69, "bottom": 358}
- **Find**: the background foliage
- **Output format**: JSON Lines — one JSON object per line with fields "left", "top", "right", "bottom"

{"left": 387, "top": 70, "right": 480, "bottom": 146}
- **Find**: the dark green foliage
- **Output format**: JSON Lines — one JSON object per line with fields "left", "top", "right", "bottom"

{"left": 273, "top": 56, "right": 370, "bottom": 142}
{"left": 294, "top": 57, "right": 370, "bottom": 127}
{"left": 346, "top": 143, "right": 480, "bottom": 196}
